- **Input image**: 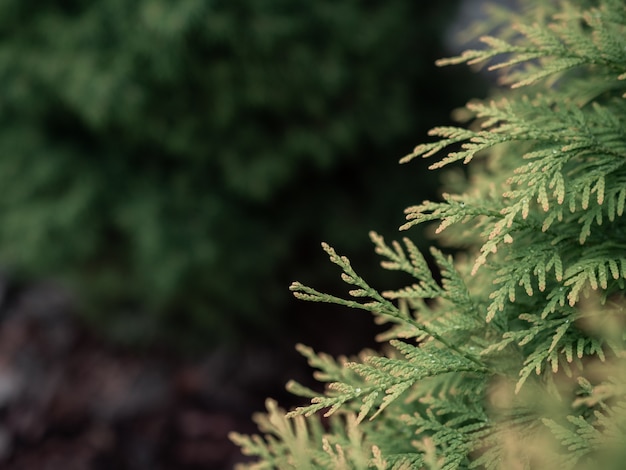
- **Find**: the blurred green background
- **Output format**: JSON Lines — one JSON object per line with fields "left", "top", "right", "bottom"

{"left": 0, "top": 0, "right": 481, "bottom": 350}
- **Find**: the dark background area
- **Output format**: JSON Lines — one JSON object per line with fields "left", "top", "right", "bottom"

{"left": 0, "top": 0, "right": 487, "bottom": 468}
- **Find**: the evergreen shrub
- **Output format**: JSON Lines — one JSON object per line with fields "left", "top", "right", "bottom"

{"left": 0, "top": 0, "right": 467, "bottom": 346}
{"left": 231, "top": 0, "right": 626, "bottom": 467}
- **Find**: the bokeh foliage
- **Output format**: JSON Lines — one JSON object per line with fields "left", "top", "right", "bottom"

{"left": 0, "top": 0, "right": 475, "bottom": 347}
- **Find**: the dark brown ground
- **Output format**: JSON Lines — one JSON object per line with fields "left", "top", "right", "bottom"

{"left": 0, "top": 279, "right": 291, "bottom": 469}
{"left": 0, "top": 276, "right": 380, "bottom": 469}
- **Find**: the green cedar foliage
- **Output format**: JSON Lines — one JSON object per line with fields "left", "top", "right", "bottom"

{"left": 0, "top": 1, "right": 465, "bottom": 346}
{"left": 231, "top": 0, "right": 626, "bottom": 467}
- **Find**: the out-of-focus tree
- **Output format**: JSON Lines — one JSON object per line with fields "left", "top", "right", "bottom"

{"left": 0, "top": 0, "right": 477, "bottom": 348}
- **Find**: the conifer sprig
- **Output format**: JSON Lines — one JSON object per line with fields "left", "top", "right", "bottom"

{"left": 436, "top": 0, "right": 626, "bottom": 89}
{"left": 230, "top": 399, "right": 376, "bottom": 469}
{"left": 290, "top": 234, "right": 488, "bottom": 365}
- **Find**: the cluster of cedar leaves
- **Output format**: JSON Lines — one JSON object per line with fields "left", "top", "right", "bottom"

{"left": 232, "top": 0, "right": 626, "bottom": 468}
